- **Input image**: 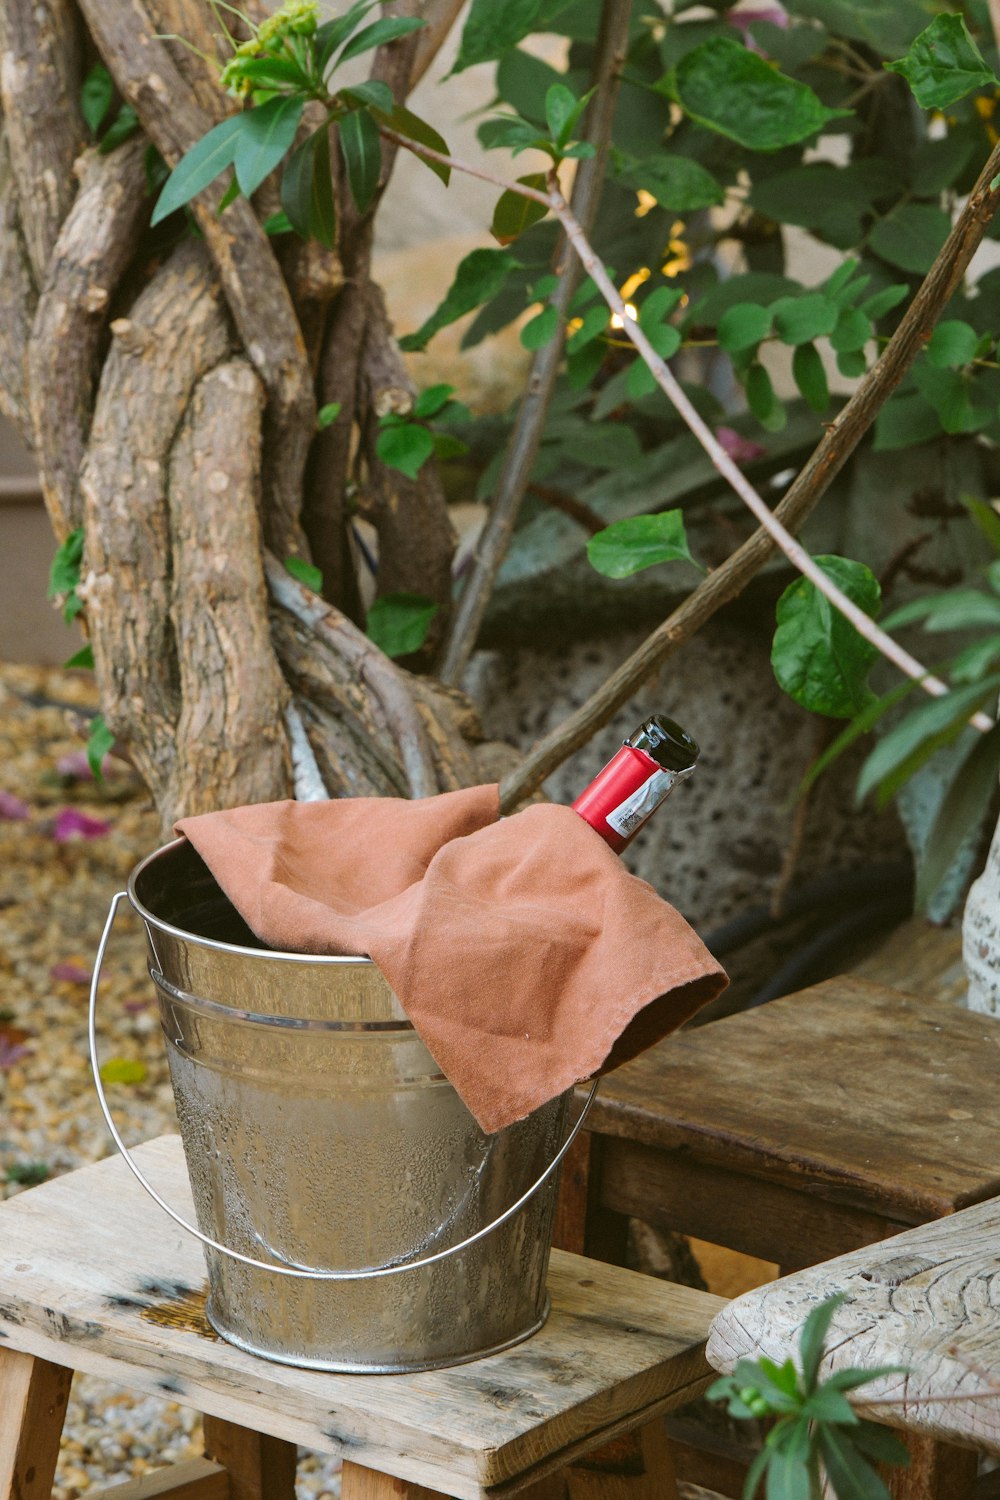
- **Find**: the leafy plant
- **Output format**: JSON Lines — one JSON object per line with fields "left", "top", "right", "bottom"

{"left": 709, "top": 1294, "right": 909, "bottom": 1499}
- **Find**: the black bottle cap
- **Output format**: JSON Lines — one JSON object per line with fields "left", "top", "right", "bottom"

{"left": 627, "top": 714, "right": 699, "bottom": 772}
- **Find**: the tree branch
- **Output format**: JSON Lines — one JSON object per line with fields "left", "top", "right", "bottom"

{"left": 0, "top": 0, "right": 84, "bottom": 281}
{"left": 166, "top": 357, "right": 293, "bottom": 825}
{"left": 436, "top": 0, "right": 634, "bottom": 686}
{"left": 264, "top": 553, "right": 440, "bottom": 797}
{"left": 0, "top": 126, "right": 38, "bottom": 434}
{"left": 28, "top": 139, "right": 149, "bottom": 540}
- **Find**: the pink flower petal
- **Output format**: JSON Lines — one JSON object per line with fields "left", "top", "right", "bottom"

{"left": 123, "top": 998, "right": 151, "bottom": 1014}
{"left": 50, "top": 960, "right": 92, "bottom": 984}
{"left": 55, "top": 751, "right": 95, "bottom": 781}
{"left": 717, "top": 426, "right": 767, "bottom": 466}
{"left": 727, "top": 3, "right": 788, "bottom": 35}
{"left": 52, "top": 807, "right": 112, "bottom": 842}
{"left": 0, "top": 791, "right": 30, "bottom": 821}
{"left": 0, "top": 1038, "right": 31, "bottom": 1069}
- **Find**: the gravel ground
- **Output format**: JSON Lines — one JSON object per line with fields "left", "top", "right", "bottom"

{"left": 0, "top": 662, "right": 341, "bottom": 1500}
{"left": 0, "top": 662, "right": 718, "bottom": 1500}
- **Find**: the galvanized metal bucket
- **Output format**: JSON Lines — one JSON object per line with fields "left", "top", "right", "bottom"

{"left": 89, "top": 838, "right": 593, "bottom": 1373}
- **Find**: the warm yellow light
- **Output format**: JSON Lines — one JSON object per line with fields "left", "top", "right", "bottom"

{"left": 635, "top": 189, "right": 657, "bottom": 218}
{"left": 610, "top": 303, "right": 638, "bottom": 328}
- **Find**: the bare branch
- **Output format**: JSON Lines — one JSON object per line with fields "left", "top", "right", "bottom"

{"left": 409, "top": 0, "right": 466, "bottom": 91}
{"left": 264, "top": 553, "right": 440, "bottom": 798}
{"left": 285, "top": 701, "right": 331, "bottom": 800}
{"left": 28, "top": 139, "right": 149, "bottom": 540}
{"left": 0, "top": 126, "right": 37, "bottom": 433}
{"left": 0, "top": 0, "right": 84, "bottom": 280}
{"left": 437, "top": 0, "right": 635, "bottom": 686}
{"left": 167, "top": 357, "right": 293, "bottom": 824}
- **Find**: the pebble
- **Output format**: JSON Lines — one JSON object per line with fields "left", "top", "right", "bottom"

{"left": 0, "top": 665, "right": 342, "bottom": 1500}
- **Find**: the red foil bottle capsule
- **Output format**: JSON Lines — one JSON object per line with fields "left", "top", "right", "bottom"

{"left": 572, "top": 714, "right": 699, "bottom": 853}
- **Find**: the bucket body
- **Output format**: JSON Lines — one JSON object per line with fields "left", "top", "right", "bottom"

{"left": 128, "top": 839, "right": 568, "bottom": 1373}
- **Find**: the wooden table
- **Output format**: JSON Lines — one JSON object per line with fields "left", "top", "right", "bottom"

{"left": 564, "top": 976, "right": 1000, "bottom": 1272}
{"left": 707, "top": 1195, "right": 1000, "bottom": 1498}
{"left": 0, "top": 1137, "right": 725, "bottom": 1500}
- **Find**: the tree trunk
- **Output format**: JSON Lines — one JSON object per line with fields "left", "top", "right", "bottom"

{"left": 0, "top": 0, "right": 487, "bottom": 834}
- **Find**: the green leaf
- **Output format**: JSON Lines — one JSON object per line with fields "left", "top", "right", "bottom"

{"left": 263, "top": 209, "right": 295, "bottom": 235}
{"left": 952, "top": 635, "right": 1000, "bottom": 683}
{"left": 152, "top": 112, "right": 247, "bottom": 225}
{"left": 431, "top": 432, "right": 468, "bottom": 460}
{"left": 669, "top": 36, "right": 848, "bottom": 151}
{"left": 772, "top": 557, "right": 881, "bottom": 719}
{"left": 799, "top": 1293, "right": 846, "bottom": 1392}
{"left": 961, "top": 494, "right": 1000, "bottom": 556}
{"left": 491, "top": 174, "right": 549, "bottom": 245}
{"left": 413, "top": 384, "right": 455, "bottom": 420}
{"left": 914, "top": 364, "right": 988, "bottom": 434}
{"left": 859, "top": 284, "right": 909, "bottom": 320}
{"left": 849, "top": 1421, "right": 912, "bottom": 1467}
{"left": 545, "top": 81, "right": 592, "bottom": 148}
{"left": 916, "top": 724, "right": 1000, "bottom": 908}
{"left": 764, "top": 1419, "right": 814, "bottom": 1500}
{"left": 339, "top": 106, "right": 382, "bottom": 212}
{"left": 625, "top": 358, "right": 657, "bottom": 400}
{"left": 836, "top": 349, "right": 869, "bottom": 379}
{"left": 366, "top": 592, "right": 439, "bottom": 657}
{"left": 285, "top": 555, "right": 323, "bottom": 592}
{"left": 48, "top": 528, "right": 84, "bottom": 600}
{"left": 340, "top": 15, "right": 425, "bottom": 62}
{"left": 616, "top": 151, "right": 724, "bottom": 213}
{"left": 586, "top": 511, "right": 703, "bottom": 579}
{"left": 823, "top": 1365, "right": 909, "bottom": 1393}
{"left": 315, "top": 0, "right": 380, "bottom": 71}
{"left": 830, "top": 306, "right": 872, "bottom": 354}
{"left": 746, "top": 363, "right": 785, "bottom": 431}
{"left": 341, "top": 80, "right": 395, "bottom": 113}
{"left": 217, "top": 174, "right": 241, "bottom": 214}
{"left": 718, "top": 302, "right": 773, "bottom": 353}
{"left": 883, "top": 587, "right": 1000, "bottom": 633}
{"left": 281, "top": 125, "right": 336, "bottom": 246}
{"left": 376, "top": 421, "right": 435, "bottom": 479}
{"left": 799, "top": 677, "right": 920, "bottom": 796}
{"left": 567, "top": 304, "right": 609, "bottom": 353}
{"left": 741, "top": 1446, "right": 770, "bottom": 1500}
{"left": 639, "top": 286, "right": 684, "bottom": 330}
{"left": 234, "top": 94, "right": 304, "bottom": 197}
{"left": 856, "top": 675, "right": 1000, "bottom": 804}
{"left": 926, "top": 319, "right": 979, "bottom": 369}
{"left": 87, "top": 713, "right": 116, "bottom": 781}
{"left": 521, "top": 303, "right": 560, "bottom": 350}
{"left": 818, "top": 1426, "right": 892, "bottom": 1500}
{"left": 99, "top": 1057, "right": 148, "bottom": 1086}
{"left": 372, "top": 103, "right": 450, "bottom": 185}
{"left": 792, "top": 342, "right": 829, "bottom": 412}
{"left": 454, "top": 0, "right": 545, "bottom": 73}
{"left": 64, "top": 644, "right": 95, "bottom": 671}
{"left": 81, "top": 62, "right": 114, "bottom": 135}
{"left": 873, "top": 391, "right": 940, "bottom": 451}
{"left": 97, "top": 103, "right": 140, "bottom": 155}
{"left": 772, "top": 293, "right": 839, "bottom": 346}
{"left": 232, "top": 56, "right": 310, "bottom": 90}
{"left": 399, "top": 248, "right": 516, "bottom": 352}
{"left": 868, "top": 203, "right": 951, "bottom": 274}
{"left": 800, "top": 1385, "right": 857, "bottom": 1424}
{"left": 885, "top": 13, "right": 997, "bottom": 110}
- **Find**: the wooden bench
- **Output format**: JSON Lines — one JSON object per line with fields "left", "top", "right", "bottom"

{"left": 555, "top": 975, "right": 1000, "bottom": 1494}
{"left": 0, "top": 1136, "right": 725, "bottom": 1500}
{"left": 707, "top": 1195, "right": 1000, "bottom": 1498}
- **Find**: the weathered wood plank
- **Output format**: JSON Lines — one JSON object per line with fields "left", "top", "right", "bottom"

{"left": 202, "top": 1417, "right": 296, "bottom": 1500}
{"left": 707, "top": 1194, "right": 1000, "bottom": 1454}
{"left": 0, "top": 1138, "right": 723, "bottom": 1500}
{"left": 584, "top": 978, "right": 1000, "bottom": 1223}
{"left": 852, "top": 921, "right": 965, "bottom": 1007}
{"left": 87, "top": 1456, "right": 229, "bottom": 1500}
{"left": 0, "top": 1347, "right": 71, "bottom": 1500}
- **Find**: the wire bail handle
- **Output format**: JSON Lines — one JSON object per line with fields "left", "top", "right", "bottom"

{"left": 89, "top": 890, "right": 597, "bottom": 1281}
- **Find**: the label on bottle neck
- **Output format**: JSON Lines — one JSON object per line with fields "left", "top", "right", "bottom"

{"left": 604, "top": 763, "right": 694, "bottom": 839}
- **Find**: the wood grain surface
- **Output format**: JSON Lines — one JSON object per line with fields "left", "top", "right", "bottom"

{"left": 0, "top": 1138, "right": 724, "bottom": 1500}
{"left": 583, "top": 977, "right": 1000, "bottom": 1222}
{"left": 707, "top": 1193, "right": 1000, "bottom": 1453}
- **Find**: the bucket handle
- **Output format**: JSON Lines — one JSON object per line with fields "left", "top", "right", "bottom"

{"left": 90, "top": 890, "right": 598, "bottom": 1281}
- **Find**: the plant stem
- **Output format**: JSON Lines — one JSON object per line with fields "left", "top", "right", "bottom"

{"left": 436, "top": 0, "right": 633, "bottom": 688}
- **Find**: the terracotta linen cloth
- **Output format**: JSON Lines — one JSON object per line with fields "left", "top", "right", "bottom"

{"left": 176, "top": 786, "right": 727, "bottom": 1134}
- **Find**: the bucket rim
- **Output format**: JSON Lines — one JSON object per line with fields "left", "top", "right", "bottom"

{"left": 127, "top": 837, "right": 376, "bottom": 968}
